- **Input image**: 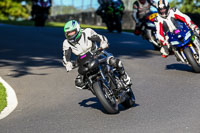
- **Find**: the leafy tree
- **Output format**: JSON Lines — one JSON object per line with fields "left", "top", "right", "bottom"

{"left": 0, "top": 0, "right": 30, "bottom": 20}
{"left": 170, "top": 0, "right": 200, "bottom": 13}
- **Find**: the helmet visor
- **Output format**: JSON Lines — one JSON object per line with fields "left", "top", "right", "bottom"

{"left": 65, "top": 29, "right": 78, "bottom": 40}
{"left": 160, "top": 8, "right": 166, "bottom": 14}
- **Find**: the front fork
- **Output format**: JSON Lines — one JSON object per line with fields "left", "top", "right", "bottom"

{"left": 193, "top": 36, "right": 200, "bottom": 63}
{"left": 98, "top": 65, "right": 129, "bottom": 104}
{"left": 146, "top": 29, "right": 160, "bottom": 47}
{"left": 174, "top": 37, "right": 200, "bottom": 63}
{"left": 98, "top": 66, "right": 115, "bottom": 98}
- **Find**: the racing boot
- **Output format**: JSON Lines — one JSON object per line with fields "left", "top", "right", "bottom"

{"left": 75, "top": 75, "right": 87, "bottom": 90}
{"left": 108, "top": 57, "right": 132, "bottom": 86}
{"left": 160, "top": 45, "right": 169, "bottom": 58}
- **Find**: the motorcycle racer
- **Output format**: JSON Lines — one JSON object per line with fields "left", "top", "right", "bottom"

{"left": 132, "top": 0, "right": 157, "bottom": 35}
{"left": 154, "top": 0, "right": 200, "bottom": 58}
{"left": 62, "top": 20, "right": 131, "bottom": 89}
{"left": 31, "top": 0, "right": 52, "bottom": 18}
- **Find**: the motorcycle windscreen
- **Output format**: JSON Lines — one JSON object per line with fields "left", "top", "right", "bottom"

{"left": 77, "top": 52, "right": 93, "bottom": 65}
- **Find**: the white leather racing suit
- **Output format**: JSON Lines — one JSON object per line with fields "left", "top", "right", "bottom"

{"left": 62, "top": 28, "right": 130, "bottom": 89}
{"left": 154, "top": 8, "right": 200, "bottom": 56}
{"left": 63, "top": 28, "right": 108, "bottom": 62}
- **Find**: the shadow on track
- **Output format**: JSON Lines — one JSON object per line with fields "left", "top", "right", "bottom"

{"left": 101, "top": 30, "right": 158, "bottom": 59}
{"left": 166, "top": 63, "right": 193, "bottom": 73}
{"left": 0, "top": 25, "right": 64, "bottom": 77}
{"left": 79, "top": 97, "right": 105, "bottom": 113}
{"left": 0, "top": 26, "right": 157, "bottom": 77}
{"left": 79, "top": 97, "right": 139, "bottom": 114}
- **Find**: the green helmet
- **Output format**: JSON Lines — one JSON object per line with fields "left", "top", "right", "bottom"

{"left": 64, "top": 20, "right": 82, "bottom": 44}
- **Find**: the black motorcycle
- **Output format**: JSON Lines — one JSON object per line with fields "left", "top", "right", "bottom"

{"left": 97, "top": 1, "right": 124, "bottom": 33}
{"left": 73, "top": 50, "right": 135, "bottom": 114}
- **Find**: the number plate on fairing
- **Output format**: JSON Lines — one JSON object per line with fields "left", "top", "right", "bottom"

{"left": 148, "top": 13, "right": 158, "bottom": 21}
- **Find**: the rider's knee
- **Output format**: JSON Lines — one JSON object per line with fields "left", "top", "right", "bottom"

{"left": 107, "top": 56, "right": 123, "bottom": 68}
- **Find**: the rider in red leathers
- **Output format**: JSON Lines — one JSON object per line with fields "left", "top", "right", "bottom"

{"left": 154, "top": 0, "right": 200, "bottom": 58}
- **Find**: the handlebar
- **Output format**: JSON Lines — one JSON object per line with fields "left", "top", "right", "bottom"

{"left": 71, "top": 61, "right": 78, "bottom": 69}
{"left": 94, "top": 48, "right": 103, "bottom": 57}
{"left": 71, "top": 48, "right": 106, "bottom": 70}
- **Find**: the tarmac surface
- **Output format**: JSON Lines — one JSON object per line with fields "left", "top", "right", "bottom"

{"left": 0, "top": 24, "right": 200, "bottom": 133}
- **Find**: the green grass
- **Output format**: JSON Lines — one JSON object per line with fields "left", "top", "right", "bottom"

{"left": 0, "top": 83, "right": 7, "bottom": 113}
{"left": 47, "top": 22, "right": 107, "bottom": 30}
{"left": 0, "top": 20, "right": 134, "bottom": 32}
{"left": 0, "top": 20, "right": 107, "bottom": 30}
{"left": 0, "top": 20, "right": 34, "bottom": 26}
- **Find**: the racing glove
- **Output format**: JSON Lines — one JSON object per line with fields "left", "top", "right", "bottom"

{"left": 88, "top": 35, "right": 101, "bottom": 43}
{"left": 64, "top": 62, "right": 73, "bottom": 72}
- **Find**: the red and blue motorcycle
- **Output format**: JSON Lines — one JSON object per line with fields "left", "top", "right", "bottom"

{"left": 168, "top": 21, "right": 200, "bottom": 72}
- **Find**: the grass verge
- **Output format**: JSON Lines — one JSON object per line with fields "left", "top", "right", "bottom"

{"left": 0, "top": 20, "right": 133, "bottom": 32}
{"left": 0, "top": 20, "right": 134, "bottom": 32}
{"left": 0, "top": 83, "right": 7, "bottom": 113}
{"left": 47, "top": 21, "right": 107, "bottom": 30}
{"left": 0, "top": 20, "right": 107, "bottom": 30}
{"left": 0, "top": 20, "right": 34, "bottom": 26}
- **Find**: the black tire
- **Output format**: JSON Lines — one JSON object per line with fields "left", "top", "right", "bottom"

{"left": 34, "top": 19, "right": 40, "bottom": 26}
{"left": 34, "top": 16, "right": 46, "bottom": 27}
{"left": 116, "top": 23, "right": 122, "bottom": 33}
{"left": 93, "top": 81, "right": 119, "bottom": 114}
{"left": 106, "top": 22, "right": 113, "bottom": 32}
{"left": 116, "top": 20, "right": 122, "bottom": 33}
{"left": 35, "top": 19, "right": 45, "bottom": 26}
{"left": 183, "top": 46, "right": 200, "bottom": 73}
{"left": 121, "top": 88, "right": 135, "bottom": 108}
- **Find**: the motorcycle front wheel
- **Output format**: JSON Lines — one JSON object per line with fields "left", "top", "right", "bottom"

{"left": 106, "top": 22, "right": 114, "bottom": 32}
{"left": 115, "top": 16, "right": 122, "bottom": 33}
{"left": 183, "top": 46, "right": 200, "bottom": 73}
{"left": 121, "top": 88, "right": 135, "bottom": 108}
{"left": 34, "top": 17, "right": 46, "bottom": 26}
{"left": 93, "top": 80, "right": 119, "bottom": 114}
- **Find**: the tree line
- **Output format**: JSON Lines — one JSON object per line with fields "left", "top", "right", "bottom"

{"left": 170, "top": 0, "right": 200, "bottom": 13}
{"left": 0, "top": 0, "right": 30, "bottom": 20}
{"left": 0, "top": 0, "right": 199, "bottom": 21}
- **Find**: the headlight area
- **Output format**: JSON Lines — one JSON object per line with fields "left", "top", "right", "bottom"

{"left": 185, "top": 31, "right": 192, "bottom": 40}
{"left": 170, "top": 41, "right": 180, "bottom": 45}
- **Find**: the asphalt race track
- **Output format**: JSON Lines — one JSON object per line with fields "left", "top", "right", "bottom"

{"left": 0, "top": 24, "right": 200, "bottom": 133}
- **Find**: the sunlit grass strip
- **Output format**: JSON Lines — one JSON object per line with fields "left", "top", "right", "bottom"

{"left": 81, "top": 24, "right": 107, "bottom": 30}
{"left": 47, "top": 22, "right": 107, "bottom": 30}
{"left": 0, "top": 20, "right": 107, "bottom": 30}
{"left": 0, "top": 83, "right": 7, "bottom": 113}
{"left": 0, "top": 20, "right": 133, "bottom": 32}
{"left": 0, "top": 20, "right": 34, "bottom": 26}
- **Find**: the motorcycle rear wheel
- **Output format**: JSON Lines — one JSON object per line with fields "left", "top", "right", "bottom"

{"left": 93, "top": 81, "right": 119, "bottom": 114}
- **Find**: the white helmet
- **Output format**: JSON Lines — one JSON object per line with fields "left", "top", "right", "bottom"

{"left": 157, "top": 0, "right": 170, "bottom": 18}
